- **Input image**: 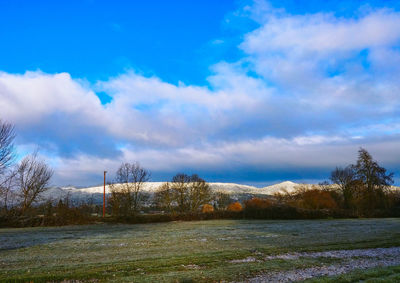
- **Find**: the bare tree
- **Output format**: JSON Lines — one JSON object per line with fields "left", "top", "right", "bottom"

{"left": 330, "top": 166, "right": 356, "bottom": 209}
{"left": 15, "top": 153, "right": 53, "bottom": 213}
{"left": 0, "top": 120, "right": 16, "bottom": 213}
{"left": 169, "top": 173, "right": 212, "bottom": 213}
{"left": 108, "top": 188, "right": 125, "bottom": 216}
{"left": 111, "top": 162, "right": 150, "bottom": 215}
{"left": 188, "top": 174, "right": 212, "bottom": 212}
{"left": 0, "top": 170, "right": 17, "bottom": 212}
{"left": 170, "top": 173, "right": 191, "bottom": 213}
{"left": 0, "top": 120, "right": 15, "bottom": 174}
{"left": 154, "top": 182, "right": 174, "bottom": 212}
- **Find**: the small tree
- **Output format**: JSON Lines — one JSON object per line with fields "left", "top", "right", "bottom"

{"left": 110, "top": 162, "right": 150, "bottom": 215}
{"left": 15, "top": 153, "right": 53, "bottom": 213}
{"left": 188, "top": 174, "right": 212, "bottom": 212}
{"left": 169, "top": 173, "right": 212, "bottom": 213}
{"left": 154, "top": 182, "right": 174, "bottom": 212}
{"left": 108, "top": 190, "right": 125, "bottom": 217}
{"left": 170, "top": 173, "right": 191, "bottom": 213}
{"left": 330, "top": 166, "right": 356, "bottom": 209}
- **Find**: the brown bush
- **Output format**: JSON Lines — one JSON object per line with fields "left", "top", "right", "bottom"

{"left": 245, "top": 197, "right": 273, "bottom": 209}
{"left": 227, "top": 202, "right": 243, "bottom": 212}
{"left": 201, "top": 204, "right": 214, "bottom": 213}
{"left": 299, "top": 189, "right": 338, "bottom": 210}
{"left": 277, "top": 185, "right": 338, "bottom": 210}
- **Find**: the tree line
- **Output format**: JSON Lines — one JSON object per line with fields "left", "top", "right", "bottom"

{"left": 329, "top": 148, "right": 395, "bottom": 212}
{"left": 248, "top": 148, "right": 399, "bottom": 218}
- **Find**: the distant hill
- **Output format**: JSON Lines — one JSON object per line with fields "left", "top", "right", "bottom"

{"left": 42, "top": 181, "right": 400, "bottom": 205}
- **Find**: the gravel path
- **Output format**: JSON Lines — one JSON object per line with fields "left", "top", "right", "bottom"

{"left": 238, "top": 247, "right": 400, "bottom": 282}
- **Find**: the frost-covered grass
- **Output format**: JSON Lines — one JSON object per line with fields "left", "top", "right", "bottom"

{"left": 305, "top": 265, "right": 400, "bottom": 282}
{"left": 1, "top": 219, "right": 400, "bottom": 282}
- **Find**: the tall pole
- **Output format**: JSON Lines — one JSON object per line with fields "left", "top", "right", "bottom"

{"left": 103, "top": 171, "right": 107, "bottom": 218}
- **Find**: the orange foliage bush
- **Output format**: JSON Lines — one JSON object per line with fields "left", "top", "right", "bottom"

{"left": 300, "top": 189, "right": 338, "bottom": 210}
{"left": 201, "top": 204, "right": 214, "bottom": 213}
{"left": 245, "top": 198, "right": 273, "bottom": 209}
{"left": 227, "top": 202, "right": 243, "bottom": 212}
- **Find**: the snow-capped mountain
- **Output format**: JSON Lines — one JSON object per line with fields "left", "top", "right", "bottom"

{"left": 42, "top": 181, "right": 301, "bottom": 205}
{"left": 42, "top": 181, "right": 400, "bottom": 205}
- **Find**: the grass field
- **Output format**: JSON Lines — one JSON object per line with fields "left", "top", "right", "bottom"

{"left": 1, "top": 219, "right": 400, "bottom": 282}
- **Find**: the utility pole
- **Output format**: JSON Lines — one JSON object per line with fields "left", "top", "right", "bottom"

{"left": 103, "top": 171, "right": 107, "bottom": 218}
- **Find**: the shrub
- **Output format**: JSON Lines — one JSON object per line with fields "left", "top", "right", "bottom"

{"left": 201, "top": 204, "right": 214, "bottom": 213}
{"left": 299, "top": 189, "right": 338, "bottom": 210}
{"left": 244, "top": 197, "right": 273, "bottom": 209}
{"left": 227, "top": 202, "right": 242, "bottom": 212}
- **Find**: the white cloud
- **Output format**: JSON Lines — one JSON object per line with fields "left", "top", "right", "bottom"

{"left": 0, "top": 67, "right": 273, "bottom": 149}
{"left": 242, "top": 9, "right": 400, "bottom": 54}
{"left": 0, "top": 71, "right": 104, "bottom": 125}
{"left": 237, "top": 6, "right": 400, "bottom": 117}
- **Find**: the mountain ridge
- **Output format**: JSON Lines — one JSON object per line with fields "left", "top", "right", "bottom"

{"left": 42, "top": 181, "right": 400, "bottom": 205}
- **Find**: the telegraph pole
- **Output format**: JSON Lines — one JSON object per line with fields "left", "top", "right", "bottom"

{"left": 103, "top": 171, "right": 107, "bottom": 218}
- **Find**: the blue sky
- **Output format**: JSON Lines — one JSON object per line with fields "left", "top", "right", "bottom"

{"left": 0, "top": 0, "right": 242, "bottom": 85}
{"left": 1, "top": 0, "right": 400, "bottom": 186}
